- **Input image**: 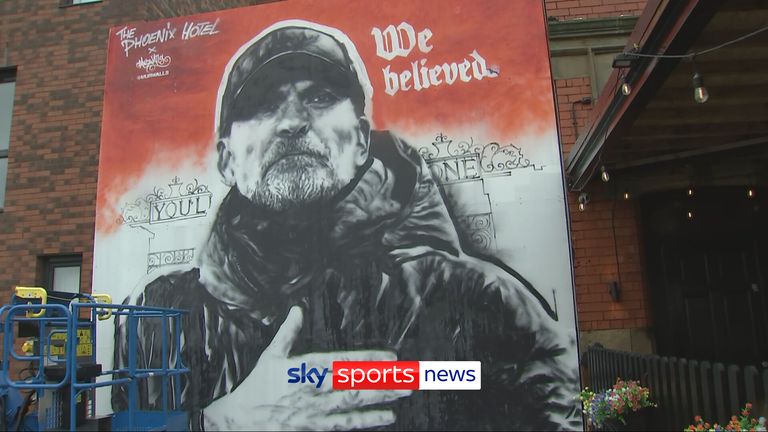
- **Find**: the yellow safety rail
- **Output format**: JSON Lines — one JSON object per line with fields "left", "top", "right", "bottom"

{"left": 14, "top": 286, "right": 47, "bottom": 318}
{"left": 92, "top": 293, "right": 113, "bottom": 320}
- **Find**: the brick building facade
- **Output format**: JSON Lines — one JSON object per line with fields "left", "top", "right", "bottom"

{"left": 0, "top": 0, "right": 269, "bottom": 304}
{"left": 549, "top": 0, "right": 652, "bottom": 352}
{"left": 0, "top": 0, "right": 650, "bottom": 352}
{"left": 547, "top": 0, "right": 646, "bottom": 19}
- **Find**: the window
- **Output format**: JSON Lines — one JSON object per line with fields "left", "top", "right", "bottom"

{"left": 548, "top": 17, "right": 638, "bottom": 101}
{"left": 0, "top": 68, "right": 15, "bottom": 209}
{"left": 42, "top": 255, "right": 83, "bottom": 294}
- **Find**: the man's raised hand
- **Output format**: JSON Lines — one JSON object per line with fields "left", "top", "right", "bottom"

{"left": 203, "top": 306, "right": 412, "bottom": 430}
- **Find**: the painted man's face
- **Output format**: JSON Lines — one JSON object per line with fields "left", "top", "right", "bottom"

{"left": 219, "top": 77, "right": 369, "bottom": 211}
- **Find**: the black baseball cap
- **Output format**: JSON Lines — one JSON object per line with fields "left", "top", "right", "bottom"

{"left": 218, "top": 26, "right": 367, "bottom": 138}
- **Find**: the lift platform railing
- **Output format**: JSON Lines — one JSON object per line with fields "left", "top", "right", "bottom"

{"left": 71, "top": 301, "right": 190, "bottom": 431}
{"left": 0, "top": 293, "right": 190, "bottom": 431}
{"left": 0, "top": 303, "right": 74, "bottom": 390}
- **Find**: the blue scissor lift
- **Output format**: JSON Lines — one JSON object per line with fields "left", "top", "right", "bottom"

{"left": 0, "top": 287, "right": 189, "bottom": 431}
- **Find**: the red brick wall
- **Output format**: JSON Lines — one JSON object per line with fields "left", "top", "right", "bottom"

{"left": 555, "top": 76, "right": 651, "bottom": 332}
{"left": 0, "top": 0, "right": 269, "bottom": 303}
{"left": 0, "top": 1, "right": 138, "bottom": 304}
{"left": 545, "top": 0, "right": 648, "bottom": 20}
{"left": 555, "top": 77, "right": 593, "bottom": 157}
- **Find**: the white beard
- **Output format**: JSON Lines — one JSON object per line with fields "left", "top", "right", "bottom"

{"left": 248, "top": 154, "right": 345, "bottom": 211}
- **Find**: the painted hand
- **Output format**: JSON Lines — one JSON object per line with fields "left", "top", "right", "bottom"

{"left": 203, "top": 306, "right": 412, "bottom": 430}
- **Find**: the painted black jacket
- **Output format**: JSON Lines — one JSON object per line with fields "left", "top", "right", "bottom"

{"left": 112, "top": 131, "right": 581, "bottom": 430}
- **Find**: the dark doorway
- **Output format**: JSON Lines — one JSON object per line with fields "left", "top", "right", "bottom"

{"left": 641, "top": 186, "right": 768, "bottom": 365}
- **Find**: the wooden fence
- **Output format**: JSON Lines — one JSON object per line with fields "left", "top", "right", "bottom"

{"left": 584, "top": 345, "right": 768, "bottom": 430}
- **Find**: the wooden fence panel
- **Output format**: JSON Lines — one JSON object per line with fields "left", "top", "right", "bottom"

{"left": 688, "top": 360, "right": 701, "bottom": 421}
{"left": 711, "top": 363, "right": 726, "bottom": 423}
{"left": 635, "top": 355, "right": 643, "bottom": 383}
{"left": 678, "top": 359, "right": 691, "bottom": 428}
{"left": 669, "top": 357, "right": 682, "bottom": 428}
{"left": 660, "top": 357, "right": 673, "bottom": 428}
{"left": 743, "top": 366, "right": 757, "bottom": 411}
{"left": 727, "top": 365, "right": 743, "bottom": 414}
{"left": 700, "top": 361, "right": 714, "bottom": 421}
{"left": 650, "top": 356, "right": 662, "bottom": 422}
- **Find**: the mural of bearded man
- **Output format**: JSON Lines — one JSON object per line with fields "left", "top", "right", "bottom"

{"left": 112, "top": 20, "right": 581, "bottom": 431}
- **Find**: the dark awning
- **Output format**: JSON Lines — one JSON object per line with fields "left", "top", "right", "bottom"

{"left": 565, "top": 0, "right": 768, "bottom": 193}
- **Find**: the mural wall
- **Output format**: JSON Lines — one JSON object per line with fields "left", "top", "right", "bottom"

{"left": 93, "top": 0, "right": 582, "bottom": 429}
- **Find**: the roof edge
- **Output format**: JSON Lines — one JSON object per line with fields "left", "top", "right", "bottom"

{"left": 564, "top": 0, "right": 722, "bottom": 191}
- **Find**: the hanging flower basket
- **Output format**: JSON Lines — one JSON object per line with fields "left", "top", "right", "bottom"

{"left": 578, "top": 378, "right": 657, "bottom": 431}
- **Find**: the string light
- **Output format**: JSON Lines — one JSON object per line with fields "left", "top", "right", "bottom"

{"left": 623, "top": 190, "right": 631, "bottom": 200}
{"left": 621, "top": 81, "right": 632, "bottom": 96}
{"left": 617, "top": 25, "right": 768, "bottom": 60}
{"left": 686, "top": 183, "right": 694, "bottom": 220}
{"left": 692, "top": 73, "right": 709, "bottom": 103}
{"left": 748, "top": 187, "right": 755, "bottom": 198}
{"left": 600, "top": 165, "right": 610, "bottom": 182}
{"left": 613, "top": 24, "right": 768, "bottom": 103}
{"left": 691, "top": 58, "right": 709, "bottom": 104}
{"left": 620, "top": 74, "right": 632, "bottom": 96}
{"left": 578, "top": 192, "right": 589, "bottom": 211}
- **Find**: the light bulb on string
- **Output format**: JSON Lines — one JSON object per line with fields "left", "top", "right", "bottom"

{"left": 612, "top": 27, "right": 768, "bottom": 105}
{"left": 748, "top": 187, "right": 755, "bottom": 198}
{"left": 687, "top": 210, "right": 694, "bottom": 220}
{"left": 687, "top": 187, "right": 694, "bottom": 197}
{"left": 621, "top": 74, "right": 632, "bottom": 96}
{"left": 691, "top": 57, "right": 709, "bottom": 103}
{"left": 600, "top": 165, "right": 610, "bottom": 182}
{"left": 623, "top": 190, "right": 631, "bottom": 200}
{"left": 622, "top": 82, "right": 632, "bottom": 96}
{"left": 578, "top": 192, "right": 589, "bottom": 212}
{"left": 693, "top": 73, "right": 709, "bottom": 103}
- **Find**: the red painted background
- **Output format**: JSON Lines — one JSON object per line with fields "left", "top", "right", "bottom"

{"left": 97, "top": 0, "right": 555, "bottom": 232}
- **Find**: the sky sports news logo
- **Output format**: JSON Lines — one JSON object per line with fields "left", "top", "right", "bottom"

{"left": 287, "top": 361, "right": 481, "bottom": 390}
